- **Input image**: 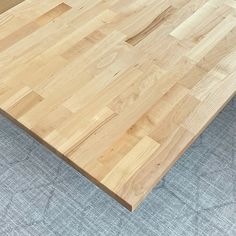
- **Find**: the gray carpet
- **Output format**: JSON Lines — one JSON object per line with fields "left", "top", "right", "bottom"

{"left": 0, "top": 96, "right": 235, "bottom": 236}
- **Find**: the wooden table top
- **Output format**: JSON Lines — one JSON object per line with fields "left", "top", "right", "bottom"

{"left": 0, "top": 0, "right": 235, "bottom": 211}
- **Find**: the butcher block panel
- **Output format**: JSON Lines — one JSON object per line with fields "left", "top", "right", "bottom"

{"left": 0, "top": 0, "right": 235, "bottom": 211}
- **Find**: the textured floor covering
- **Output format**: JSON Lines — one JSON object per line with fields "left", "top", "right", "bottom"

{"left": 0, "top": 96, "right": 235, "bottom": 236}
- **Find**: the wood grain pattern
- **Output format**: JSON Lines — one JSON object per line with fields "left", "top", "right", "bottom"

{"left": 0, "top": 0, "right": 235, "bottom": 211}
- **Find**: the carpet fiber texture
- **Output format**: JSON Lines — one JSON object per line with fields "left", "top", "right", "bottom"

{"left": 0, "top": 96, "right": 235, "bottom": 236}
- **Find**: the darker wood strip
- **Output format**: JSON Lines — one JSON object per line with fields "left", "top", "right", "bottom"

{"left": 62, "top": 30, "right": 106, "bottom": 60}
{"left": 0, "top": 0, "right": 24, "bottom": 14}
{"left": 126, "top": 6, "right": 175, "bottom": 46}
{"left": 7, "top": 91, "right": 43, "bottom": 119}
{"left": 0, "top": 21, "right": 39, "bottom": 52}
{"left": 0, "top": 3, "right": 71, "bottom": 52}
{"left": 35, "top": 3, "right": 72, "bottom": 26}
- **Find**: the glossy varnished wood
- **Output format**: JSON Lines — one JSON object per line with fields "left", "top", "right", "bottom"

{"left": 0, "top": 0, "right": 235, "bottom": 211}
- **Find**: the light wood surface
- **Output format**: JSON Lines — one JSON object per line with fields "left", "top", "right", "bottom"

{"left": 0, "top": 0, "right": 235, "bottom": 211}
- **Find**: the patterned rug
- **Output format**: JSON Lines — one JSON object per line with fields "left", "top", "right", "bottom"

{"left": 0, "top": 96, "right": 235, "bottom": 236}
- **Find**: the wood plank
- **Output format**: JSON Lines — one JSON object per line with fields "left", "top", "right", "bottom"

{"left": 0, "top": 0, "right": 235, "bottom": 211}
